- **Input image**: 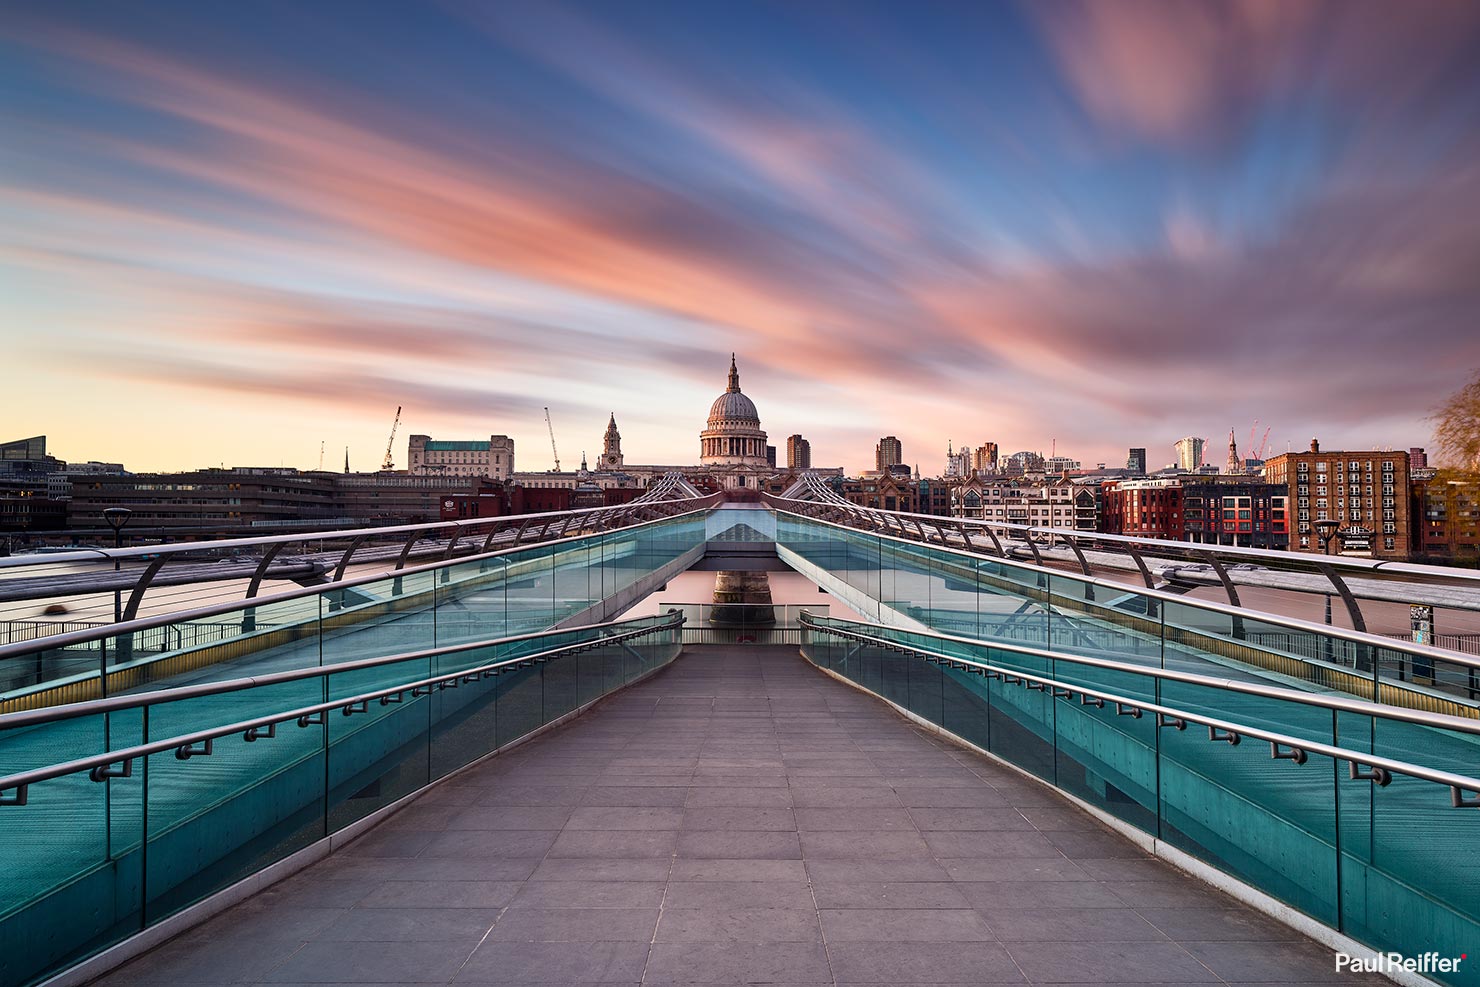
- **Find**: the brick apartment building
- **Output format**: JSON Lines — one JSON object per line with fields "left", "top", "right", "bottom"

{"left": 1262, "top": 440, "right": 1411, "bottom": 557}
{"left": 1412, "top": 474, "right": 1480, "bottom": 564}
{"left": 1100, "top": 479, "right": 1184, "bottom": 539}
{"left": 1181, "top": 477, "right": 1289, "bottom": 550}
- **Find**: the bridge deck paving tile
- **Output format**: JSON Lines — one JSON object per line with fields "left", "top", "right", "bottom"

{"left": 356, "top": 879, "right": 521, "bottom": 909}
{"left": 653, "top": 905, "right": 824, "bottom": 942}
{"left": 674, "top": 828, "right": 802, "bottom": 858}
{"left": 809, "top": 880, "right": 972, "bottom": 910}
{"left": 660, "top": 879, "right": 815, "bottom": 910}
{"left": 85, "top": 646, "right": 1372, "bottom": 987}
{"left": 444, "top": 804, "right": 573, "bottom": 830}
{"left": 486, "top": 905, "right": 659, "bottom": 941}
{"left": 313, "top": 906, "right": 502, "bottom": 942}
{"left": 679, "top": 805, "right": 796, "bottom": 830}
{"left": 584, "top": 786, "right": 692, "bottom": 806}
{"left": 566, "top": 805, "right": 685, "bottom": 830}
{"left": 683, "top": 781, "right": 799, "bottom": 804}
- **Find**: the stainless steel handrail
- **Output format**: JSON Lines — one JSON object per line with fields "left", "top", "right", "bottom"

{"left": 0, "top": 611, "right": 684, "bottom": 729}
{"left": 772, "top": 505, "right": 1480, "bottom": 672}
{"left": 800, "top": 616, "right": 1480, "bottom": 806}
{"left": 0, "top": 612, "right": 685, "bottom": 804}
{"left": 0, "top": 494, "right": 717, "bottom": 570}
{"left": 796, "top": 612, "right": 1480, "bottom": 734}
{"left": 766, "top": 490, "right": 1480, "bottom": 585}
{"left": 0, "top": 504, "right": 712, "bottom": 662}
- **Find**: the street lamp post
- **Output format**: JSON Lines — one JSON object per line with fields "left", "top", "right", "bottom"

{"left": 102, "top": 507, "right": 132, "bottom": 623}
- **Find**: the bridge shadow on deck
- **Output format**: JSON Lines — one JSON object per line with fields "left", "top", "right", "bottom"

{"left": 90, "top": 646, "right": 1383, "bottom": 987}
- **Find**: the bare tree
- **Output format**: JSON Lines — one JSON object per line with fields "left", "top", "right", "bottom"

{"left": 1432, "top": 370, "right": 1480, "bottom": 473}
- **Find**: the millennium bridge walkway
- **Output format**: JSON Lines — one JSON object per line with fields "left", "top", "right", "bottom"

{"left": 2, "top": 481, "right": 1479, "bottom": 987}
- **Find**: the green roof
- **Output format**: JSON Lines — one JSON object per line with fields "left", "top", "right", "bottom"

{"left": 423, "top": 441, "right": 490, "bottom": 451}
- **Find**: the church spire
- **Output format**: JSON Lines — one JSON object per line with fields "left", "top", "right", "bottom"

{"left": 727, "top": 353, "right": 741, "bottom": 393}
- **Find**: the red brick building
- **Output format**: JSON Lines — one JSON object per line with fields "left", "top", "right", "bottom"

{"left": 1100, "top": 479, "right": 1185, "bottom": 539}
{"left": 1262, "top": 439, "right": 1411, "bottom": 558}
{"left": 1412, "top": 475, "right": 1480, "bottom": 564}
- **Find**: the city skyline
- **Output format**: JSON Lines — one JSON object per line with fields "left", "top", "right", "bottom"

{"left": 5, "top": 2, "right": 1480, "bottom": 473}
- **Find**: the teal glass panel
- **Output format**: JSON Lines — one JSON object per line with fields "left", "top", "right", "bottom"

{"left": 320, "top": 569, "right": 436, "bottom": 669}
{"left": 904, "top": 651, "right": 944, "bottom": 724}
{"left": 552, "top": 539, "right": 600, "bottom": 625}
{"left": 974, "top": 559, "right": 1048, "bottom": 647}
{"left": 0, "top": 635, "right": 105, "bottom": 700}
{"left": 144, "top": 679, "right": 326, "bottom": 921}
{"left": 324, "top": 659, "right": 432, "bottom": 831}
{"left": 494, "top": 660, "right": 543, "bottom": 750}
{"left": 984, "top": 653, "right": 1055, "bottom": 783}
{"left": 429, "top": 656, "right": 499, "bottom": 780}
{"left": 1338, "top": 710, "right": 1480, "bottom": 980}
{"left": 0, "top": 709, "right": 144, "bottom": 987}
{"left": 435, "top": 555, "right": 510, "bottom": 646}
{"left": 576, "top": 647, "right": 604, "bottom": 707}
{"left": 1049, "top": 662, "right": 1157, "bottom": 832}
{"left": 1158, "top": 678, "right": 1338, "bottom": 926}
{"left": 1047, "top": 576, "right": 1163, "bottom": 667}
{"left": 502, "top": 545, "right": 556, "bottom": 636}
{"left": 542, "top": 654, "right": 579, "bottom": 725}
{"left": 939, "top": 663, "right": 992, "bottom": 752}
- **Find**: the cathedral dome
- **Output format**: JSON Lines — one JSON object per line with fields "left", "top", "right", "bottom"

{"left": 706, "top": 354, "right": 760, "bottom": 426}
{"left": 700, "top": 354, "right": 768, "bottom": 468}
{"left": 708, "top": 390, "right": 759, "bottom": 424}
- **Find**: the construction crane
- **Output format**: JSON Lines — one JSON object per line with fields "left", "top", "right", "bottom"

{"left": 1255, "top": 426, "right": 1272, "bottom": 461}
{"left": 544, "top": 407, "right": 561, "bottom": 472}
{"left": 382, "top": 405, "right": 401, "bottom": 472}
{"left": 317, "top": 440, "right": 325, "bottom": 471}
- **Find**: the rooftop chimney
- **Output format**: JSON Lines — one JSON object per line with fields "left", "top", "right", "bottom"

{"left": 1310, "top": 438, "right": 1320, "bottom": 454}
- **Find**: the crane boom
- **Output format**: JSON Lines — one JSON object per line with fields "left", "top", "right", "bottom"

{"left": 382, "top": 405, "right": 401, "bottom": 471}
{"left": 544, "top": 407, "right": 561, "bottom": 472}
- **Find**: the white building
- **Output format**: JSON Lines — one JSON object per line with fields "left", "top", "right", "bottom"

{"left": 950, "top": 479, "right": 1097, "bottom": 530}
{"left": 407, "top": 434, "right": 515, "bottom": 479}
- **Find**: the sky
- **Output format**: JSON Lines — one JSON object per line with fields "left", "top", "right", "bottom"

{"left": 3, "top": 1, "right": 1480, "bottom": 475}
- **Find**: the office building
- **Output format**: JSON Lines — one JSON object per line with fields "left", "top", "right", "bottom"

{"left": 1174, "top": 436, "right": 1205, "bottom": 471}
{"left": 876, "top": 436, "right": 903, "bottom": 473}
{"left": 786, "top": 435, "right": 811, "bottom": 470}
{"left": 407, "top": 434, "right": 515, "bottom": 479}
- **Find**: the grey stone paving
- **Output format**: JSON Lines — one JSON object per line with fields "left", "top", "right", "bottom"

{"left": 91, "top": 646, "right": 1388, "bottom": 986}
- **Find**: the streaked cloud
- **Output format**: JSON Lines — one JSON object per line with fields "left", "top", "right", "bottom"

{"left": 2, "top": 1, "right": 1478, "bottom": 472}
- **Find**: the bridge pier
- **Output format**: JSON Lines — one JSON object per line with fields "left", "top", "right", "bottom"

{"left": 710, "top": 570, "right": 776, "bottom": 625}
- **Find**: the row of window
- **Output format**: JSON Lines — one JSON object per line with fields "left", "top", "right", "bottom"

{"left": 1297, "top": 460, "right": 1397, "bottom": 472}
